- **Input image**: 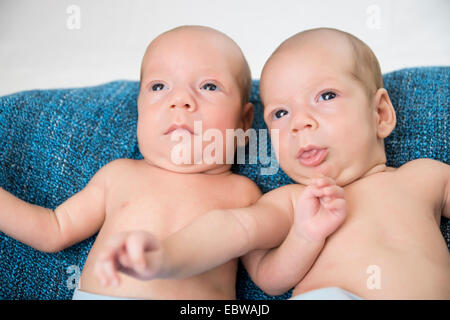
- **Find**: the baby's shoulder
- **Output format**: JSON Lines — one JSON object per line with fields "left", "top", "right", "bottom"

{"left": 397, "top": 158, "right": 449, "bottom": 177}
{"left": 92, "top": 158, "right": 144, "bottom": 184}
{"left": 97, "top": 158, "right": 139, "bottom": 174}
{"left": 395, "top": 158, "right": 449, "bottom": 193}
{"left": 227, "top": 174, "right": 263, "bottom": 205}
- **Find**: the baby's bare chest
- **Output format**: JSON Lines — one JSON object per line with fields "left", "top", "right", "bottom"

{"left": 294, "top": 176, "right": 449, "bottom": 298}
{"left": 293, "top": 173, "right": 443, "bottom": 263}
{"left": 344, "top": 174, "right": 440, "bottom": 225}
{"left": 327, "top": 177, "right": 444, "bottom": 262}
{"left": 102, "top": 173, "right": 237, "bottom": 238}
{"left": 335, "top": 175, "right": 442, "bottom": 246}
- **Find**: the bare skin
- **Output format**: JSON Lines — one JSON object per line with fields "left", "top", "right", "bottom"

{"left": 0, "top": 26, "right": 260, "bottom": 299}
{"left": 105, "top": 158, "right": 449, "bottom": 299}
{"left": 282, "top": 160, "right": 450, "bottom": 299}
{"left": 256, "top": 29, "right": 450, "bottom": 299}
{"left": 80, "top": 159, "right": 259, "bottom": 299}
{"left": 95, "top": 28, "right": 450, "bottom": 300}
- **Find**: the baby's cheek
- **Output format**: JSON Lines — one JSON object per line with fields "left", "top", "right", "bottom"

{"left": 136, "top": 116, "right": 158, "bottom": 145}
{"left": 204, "top": 114, "right": 237, "bottom": 132}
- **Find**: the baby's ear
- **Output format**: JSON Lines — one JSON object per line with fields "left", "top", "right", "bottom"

{"left": 373, "top": 88, "right": 396, "bottom": 139}
{"left": 241, "top": 102, "right": 254, "bottom": 132}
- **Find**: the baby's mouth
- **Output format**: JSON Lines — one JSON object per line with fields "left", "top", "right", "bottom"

{"left": 297, "top": 146, "right": 328, "bottom": 167}
{"left": 164, "top": 124, "right": 194, "bottom": 135}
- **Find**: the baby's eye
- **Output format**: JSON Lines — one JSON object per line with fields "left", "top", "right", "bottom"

{"left": 201, "top": 83, "right": 219, "bottom": 91}
{"left": 318, "top": 91, "right": 337, "bottom": 102}
{"left": 151, "top": 83, "right": 166, "bottom": 91}
{"left": 272, "top": 109, "right": 289, "bottom": 120}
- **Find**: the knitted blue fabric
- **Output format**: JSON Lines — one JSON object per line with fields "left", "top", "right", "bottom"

{"left": 0, "top": 67, "right": 448, "bottom": 300}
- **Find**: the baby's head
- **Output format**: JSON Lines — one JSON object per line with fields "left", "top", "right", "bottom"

{"left": 260, "top": 28, "right": 396, "bottom": 186}
{"left": 137, "top": 26, "right": 253, "bottom": 174}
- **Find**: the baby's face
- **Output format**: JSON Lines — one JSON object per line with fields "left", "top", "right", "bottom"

{"left": 260, "top": 42, "right": 382, "bottom": 186}
{"left": 137, "top": 29, "right": 249, "bottom": 174}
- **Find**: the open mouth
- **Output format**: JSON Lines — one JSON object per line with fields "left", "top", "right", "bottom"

{"left": 164, "top": 124, "right": 195, "bottom": 135}
{"left": 297, "top": 146, "right": 328, "bottom": 167}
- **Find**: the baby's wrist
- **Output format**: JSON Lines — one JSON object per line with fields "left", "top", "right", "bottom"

{"left": 300, "top": 234, "right": 326, "bottom": 247}
{"left": 292, "top": 228, "right": 326, "bottom": 247}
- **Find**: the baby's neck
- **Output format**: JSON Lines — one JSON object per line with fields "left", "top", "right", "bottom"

{"left": 339, "top": 163, "right": 394, "bottom": 187}
{"left": 360, "top": 163, "right": 392, "bottom": 179}
{"left": 143, "top": 158, "right": 233, "bottom": 176}
{"left": 201, "top": 165, "right": 234, "bottom": 176}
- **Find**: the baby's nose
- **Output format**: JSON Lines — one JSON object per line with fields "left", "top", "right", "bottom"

{"left": 168, "top": 92, "right": 196, "bottom": 112}
{"left": 170, "top": 103, "right": 193, "bottom": 109}
{"left": 291, "top": 114, "right": 318, "bottom": 134}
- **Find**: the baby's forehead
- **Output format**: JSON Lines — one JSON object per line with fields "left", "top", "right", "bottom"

{"left": 264, "top": 46, "right": 355, "bottom": 84}
{"left": 142, "top": 28, "right": 243, "bottom": 66}
{"left": 283, "top": 29, "right": 355, "bottom": 52}
{"left": 262, "top": 34, "right": 358, "bottom": 87}
{"left": 140, "top": 27, "right": 250, "bottom": 97}
{"left": 143, "top": 35, "right": 245, "bottom": 85}
{"left": 281, "top": 33, "right": 355, "bottom": 64}
{"left": 261, "top": 29, "right": 381, "bottom": 102}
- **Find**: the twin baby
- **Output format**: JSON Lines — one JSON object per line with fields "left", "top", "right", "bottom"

{"left": 1, "top": 26, "right": 449, "bottom": 300}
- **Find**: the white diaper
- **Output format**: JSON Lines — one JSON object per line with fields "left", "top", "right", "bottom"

{"left": 289, "top": 287, "right": 363, "bottom": 300}
{"left": 72, "top": 288, "right": 136, "bottom": 300}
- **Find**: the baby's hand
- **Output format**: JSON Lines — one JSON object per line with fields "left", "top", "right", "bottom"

{"left": 294, "top": 176, "right": 347, "bottom": 242}
{"left": 94, "top": 230, "right": 162, "bottom": 287}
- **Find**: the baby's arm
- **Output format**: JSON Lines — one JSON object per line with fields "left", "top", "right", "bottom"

{"left": 242, "top": 176, "right": 346, "bottom": 296}
{"left": 0, "top": 162, "right": 110, "bottom": 252}
{"left": 442, "top": 163, "right": 450, "bottom": 219}
{"left": 402, "top": 158, "right": 450, "bottom": 220}
{"left": 95, "top": 186, "right": 292, "bottom": 286}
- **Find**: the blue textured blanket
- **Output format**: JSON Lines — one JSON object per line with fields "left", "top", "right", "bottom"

{"left": 0, "top": 67, "right": 448, "bottom": 299}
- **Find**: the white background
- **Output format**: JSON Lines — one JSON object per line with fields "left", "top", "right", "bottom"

{"left": 0, "top": 0, "right": 449, "bottom": 96}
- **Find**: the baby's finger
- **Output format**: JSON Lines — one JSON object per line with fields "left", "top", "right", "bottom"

{"left": 101, "top": 233, "right": 129, "bottom": 261}
{"left": 96, "top": 250, "right": 121, "bottom": 286}
{"left": 117, "top": 248, "right": 133, "bottom": 268}
{"left": 102, "top": 259, "right": 120, "bottom": 287}
{"left": 311, "top": 176, "right": 336, "bottom": 188}
{"left": 94, "top": 260, "right": 109, "bottom": 287}
{"left": 320, "top": 185, "right": 344, "bottom": 199}
{"left": 302, "top": 185, "right": 326, "bottom": 200}
{"left": 323, "top": 198, "right": 347, "bottom": 216}
{"left": 126, "top": 235, "right": 147, "bottom": 269}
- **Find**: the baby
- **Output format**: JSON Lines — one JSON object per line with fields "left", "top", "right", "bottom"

{"left": 0, "top": 25, "right": 263, "bottom": 299}
{"left": 96, "top": 28, "right": 450, "bottom": 299}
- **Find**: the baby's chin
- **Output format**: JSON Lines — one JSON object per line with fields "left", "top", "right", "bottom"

{"left": 288, "top": 166, "right": 365, "bottom": 187}
{"left": 280, "top": 162, "right": 331, "bottom": 185}
{"left": 288, "top": 173, "right": 314, "bottom": 186}
{"left": 142, "top": 156, "right": 232, "bottom": 175}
